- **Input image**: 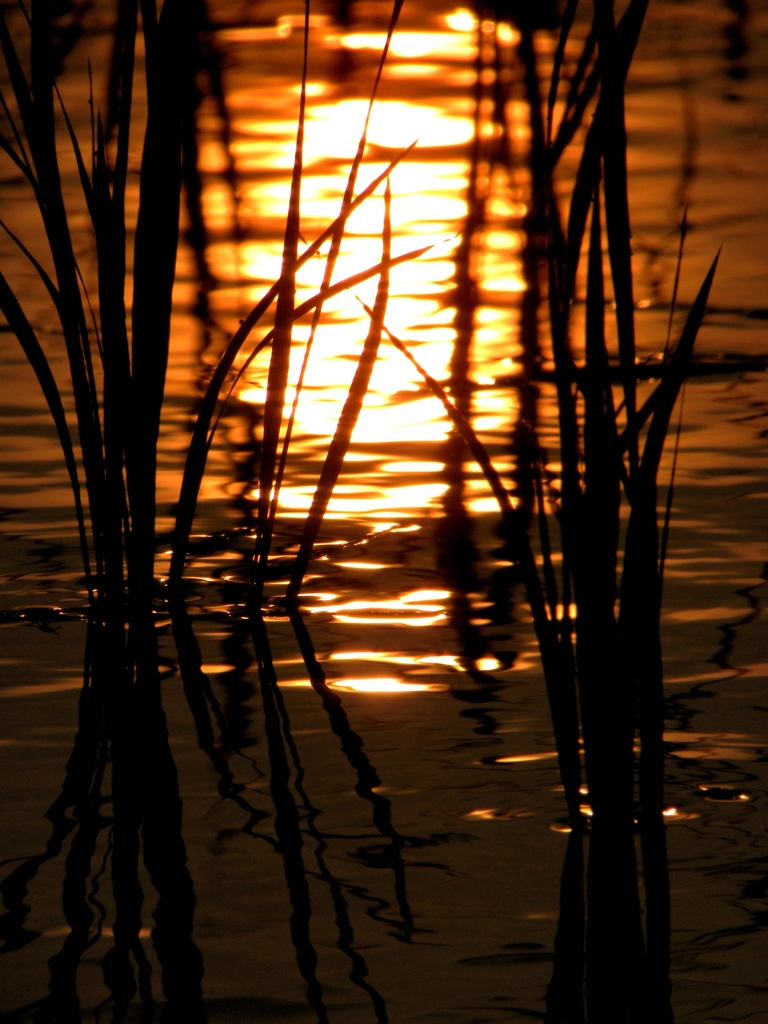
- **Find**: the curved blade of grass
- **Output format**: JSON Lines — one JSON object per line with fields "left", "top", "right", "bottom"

{"left": 74, "top": 261, "right": 102, "bottom": 360}
{"left": 546, "top": 0, "right": 579, "bottom": 147}
{"left": 0, "top": 84, "right": 33, "bottom": 177}
{"left": 380, "top": 326, "right": 532, "bottom": 577}
{"left": 617, "top": 251, "right": 719, "bottom": 462}
{"left": 0, "top": 218, "right": 61, "bottom": 310}
{"left": 208, "top": 141, "right": 417, "bottom": 413}
{"left": 211, "top": 143, "right": 418, "bottom": 409}
{"left": 549, "top": 48, "right": 600, "bottom": 167}
{"left": 285, "top": 181, "right": 393, "bottom": 604}
{"left": 580, "top": 179, "right": 623, "bottom": 522}
{"left": 658, "top": 383, "right": 684, "bottom": 599}
{"left": 55, "top": 84, "right": 94, "bottom": 219}
{"left": 662, "top": 205, "right": 687, "bottom": 366}
{"left": 0, "top": 270, "right": 92, "bottom": 592}
{"left": 561, "top": 23, "right": 598, "bottom": 120}
{"left": 168, "top": 235, "right": 432, "bottom": 589}
{"left": 0, "top": 127, "right": 37, "bottom": 185}
{"left": 640, "top": 251, "right": 719, "bottom": 481}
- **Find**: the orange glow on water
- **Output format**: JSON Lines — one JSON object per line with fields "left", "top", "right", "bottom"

{"left": 330, "top": 677, "right": 440, "bottom": 693}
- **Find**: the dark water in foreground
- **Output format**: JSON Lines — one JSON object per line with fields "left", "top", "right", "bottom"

{"left": 1, "top": 1, "right": 768, "bottom": 1020}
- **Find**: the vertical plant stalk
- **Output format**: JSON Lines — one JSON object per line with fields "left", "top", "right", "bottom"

{"left": 269, "top": 0, "right": 405, "bottom": 543}
{"left": 577, "top": 181, "right": 644, "bottom": 1017}
{"left": 128, "top": 0, "right": 194, "bottom": 668}
{"left": 594, "top": 0, "right": 646, "bottom": 475}
{"left": 286, "top": 181, "right": 392, "bottom": 603}
{"left": 658, "top": 386, "right": 685, "bottom": 597}
{"left": 619, "top": 253, "right": 718, "bottom": 1019}
{"left": 251, "top": 0, "right": 311, "bottom": 609}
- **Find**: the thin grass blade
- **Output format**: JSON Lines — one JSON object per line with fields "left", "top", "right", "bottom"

{"left": 658, "top": 384, "right": 685, "bottom": 597}
{"left": 546, "top": 0, "right": 579, "bottom": 146}
{"left": 0, "top": 83, "right": 34, "bottom": 176}
{"left": 0, "top": 11, "right": 35, "bottom": 151}
{"left": 662, "top": 206, "right": 688, "bottom": 365}
{"left": 55, "top": 85, "right": 95, "bottom": 218}
{"left": 0, "top": 218, "right": 61, "bottom": 309}
{"left": 640, "top": 251, "right": 719, "bottom": 480}
{"left": 269, "top": 0, "right": 406, "bottom": 536}
{"left": 286, "top": 181, "right": 393, "bottom": 602}
{"left": 253, "top": 0, "right": 311, "bottom": 591}
{"left": 0, "top": 128, "right": 37, "bottom": 184}
{"left": 549, "top": 46, "right": 599, "bottom": 166}
{"left": 0, "top": 270, "right": 92, "bottom": 589}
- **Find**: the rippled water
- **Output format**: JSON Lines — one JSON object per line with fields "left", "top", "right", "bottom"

{"left": 1, "top": 1, "right": 767, "bottom": 1020}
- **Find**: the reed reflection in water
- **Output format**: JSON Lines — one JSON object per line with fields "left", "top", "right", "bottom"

{"left": 0, "top": 1, "right": 767, "bottom": 1022}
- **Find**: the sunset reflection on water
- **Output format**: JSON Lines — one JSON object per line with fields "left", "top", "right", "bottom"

{"left": 205, "top": 9, "right": 530, "bottom": 543}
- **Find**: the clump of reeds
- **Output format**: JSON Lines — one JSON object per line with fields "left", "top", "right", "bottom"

{"left": 445, "top": 2, "right": 721, "bottom": 1020}
{"left": 0, "top": 0, "right": 420, "bottom": 1014}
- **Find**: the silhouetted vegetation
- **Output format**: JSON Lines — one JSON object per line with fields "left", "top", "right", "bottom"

{"left": 0, "top": 0, "right": 745, "bottom": 1020}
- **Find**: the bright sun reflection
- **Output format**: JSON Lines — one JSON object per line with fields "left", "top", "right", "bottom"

{"left": 446, "top": 9, "right": 478, "bottom": 32}
{"left": 211, "top": 13, "right": 529, "bottom": 558}
{"left": 305, "top": 590, "right": 450, "bottom": 626}
{"left": 308, "top": 100, "right": 474, "bottom": 150}
{"left": 330, "top": 678, "right": 437, "bottom": 693}
{"left": 340, "top": 32, "right": 476, "bottom": 61}
{"left": 493, "top": 752, "right": 559, "bottom": 764}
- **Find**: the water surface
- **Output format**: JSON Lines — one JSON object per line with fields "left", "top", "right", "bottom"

{"left": 1, "top": 1, "right": 767, "bottom": 1020}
